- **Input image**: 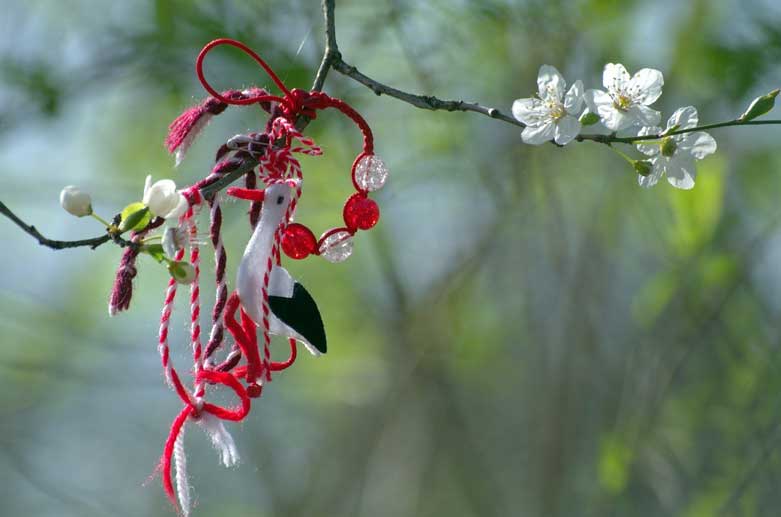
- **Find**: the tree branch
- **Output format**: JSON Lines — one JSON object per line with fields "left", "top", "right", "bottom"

{"left": 311, "top": 0, "right": 339, "bottom": 93}
{"left": 319, "top": 0, "right": 523, "bottom": 129}
{"left": 0, "top": 200, "right": 118, "bottom": 250}
{"left": 331, "top": 59, "right": 523, "bottom": 127}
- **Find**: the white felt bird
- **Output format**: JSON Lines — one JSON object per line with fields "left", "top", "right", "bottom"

{"left": 236, "top": 183, "right": 327, "bottom": 355}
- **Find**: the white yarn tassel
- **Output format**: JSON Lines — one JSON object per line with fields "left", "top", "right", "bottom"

{"left": 174, "top": 426, "right": 192, "bottom": 516}
{"left": 198, "top": 412, "right": 240, "bottom": 467}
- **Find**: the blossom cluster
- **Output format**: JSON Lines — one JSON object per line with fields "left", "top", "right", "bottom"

{"left": 59, "top": 176, "right": 197, "bottom": 285}
{"left": 511, "top": 63, "right": 718, "bottom": 190}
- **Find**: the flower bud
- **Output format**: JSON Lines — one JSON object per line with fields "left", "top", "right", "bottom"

{"left": 168, "top": 261, "right": 196, "bottom": 284}
{"left": 633, "top": 160, "right": 653, "bottom": 176}
{"left": 59, "top": 186, "right": 92, "bottom": 217}
{"left": 739, "top": 89, "right": 780, "bottom": 122}
{"left": 143, "top": 175, "right": 188, "bottom": 220}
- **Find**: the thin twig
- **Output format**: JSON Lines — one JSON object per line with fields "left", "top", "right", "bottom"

{"left": 319, "top": 0, "right": 523, "bottom": 129}
{"left": 331, "top": 59, "right": 524, "bottom": 127}
{"left": 0, "top": 200, "right": 118, "bottom": 250}
{"left": 578, "top": 119, "right": 781, "bottom": 144}
{"left": 311, "top": 0, "right": 339, "bottom": 93}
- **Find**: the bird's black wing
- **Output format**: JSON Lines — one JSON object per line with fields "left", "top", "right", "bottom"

{"left": 268, "top": 282, "right": 327, "bottom": 354}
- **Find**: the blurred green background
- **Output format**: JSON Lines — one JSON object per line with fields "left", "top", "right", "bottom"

{"left": 2, "top": 0, "right": 781, "bottom": 515}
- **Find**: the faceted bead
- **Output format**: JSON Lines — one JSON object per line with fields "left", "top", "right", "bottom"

{"left": 343, "top": 193, "right": 380, "bottom": 231}
{"left": 353, "top": 154, "right": 388, "bottom": 192}
{"left": 318, "top": 229, "right": 354, "bottom": 263}
{"left": 281, "top": 223, "right": 317, "bottom": 260}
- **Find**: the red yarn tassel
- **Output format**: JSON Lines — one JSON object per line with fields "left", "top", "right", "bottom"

{"left": 165, "top": 89, "right": 273, "bottom": 166}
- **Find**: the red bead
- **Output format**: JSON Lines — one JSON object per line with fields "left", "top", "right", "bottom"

{"left": 281, "top": 223, "right": 317, "bottom": 259}
{"left": 343, "top": 193, "right": 380, "bottom": 231}
{"left": 247, "top": 383, "right": 263, "bottom": 398}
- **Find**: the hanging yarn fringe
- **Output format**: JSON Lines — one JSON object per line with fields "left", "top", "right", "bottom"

{"left": 106, "top": 38, "right": 390, "bottom": 515}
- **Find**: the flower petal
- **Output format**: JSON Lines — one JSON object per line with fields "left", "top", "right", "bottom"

{"left": 554, "top": 116, "right": 581, "bottom": 145}
{"left": 583, "top": 89, "right": 603, "bottom": 114}
{"left": 665, "top": 155, "right": 696, "bottom": 190}
{"left": 512, "top": 98, "right": 548, "bottom": 126}
{"left": 603, "top": 63, "right": 630, "bottom": 93}
{"left": 628, "top": 68, "right": 664, "bottom": 105}
{"left": 537, "top": 65, "right": 566, "bottom": 101}
{"left": 636, "top": 126, "right": 662, "bottom": 156}
{"left": 628, "top": 104, "right": 661, "bottom": 128}
{"left": 638, "top": 160, "right": 664, "bottom": 188}
{"left": 144, "top": 179, "right": 181, "bottom": 217}
{"left": 667, "top": 106, "right": 698, "bottom": 131}
{"left": 521, "top": 122, "right": 556, "bottom": 145}
{"left": 143, "top": 175, "right": 152, "bottom": 203}
{"left": 600, "top": 105, "right": 631, "bottom": 131}
{"left": 586, "top": 89, "right": 627, "bottom": 130}
{"left": 679, "top": 131, "right": 717, "bottom": 159}
{"left": 564, "top": 80, "right": 584, "bottom": 114}
{"left": 163, "top": 192, "right": 189, "bottom": 220}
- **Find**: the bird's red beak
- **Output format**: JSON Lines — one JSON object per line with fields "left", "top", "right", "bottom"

{"left": 226, "top": 187, "right": 265, "bottom": 202}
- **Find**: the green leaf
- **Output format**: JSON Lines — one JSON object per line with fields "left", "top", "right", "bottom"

{"left": 598, "top": 433, "right": 633, "bottom": 495}
{"left": 119, "top": 202, "right": 151, "bottom": 233}
{"left": 665, "top": 156, "right": 726, "bottom": 258}
{"left": 143, "top": 243, "right": 166, "bottom": 263}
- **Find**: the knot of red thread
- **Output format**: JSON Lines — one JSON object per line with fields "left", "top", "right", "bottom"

{"left": 282, "top": 88, "right": 318, "bottom": 120}
{"left": 161, "top": 367, "right": 251, "bottom": 507}
{"left": 182, "top": 187, "right": 203, "bottom": 207}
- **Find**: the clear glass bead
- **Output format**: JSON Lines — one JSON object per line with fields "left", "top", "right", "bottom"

{"left": 318, "top": 230, "right": 354, "bottom": 263}
{"left": 354, "top": 154, "right": 388, "bottom": 192}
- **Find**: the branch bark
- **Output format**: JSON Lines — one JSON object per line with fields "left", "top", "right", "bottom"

{"left": 0, "top": 200, "right": 117, "bottom": 250}
{"left": 319, "top": 0, "right": 524, "bottom": 129}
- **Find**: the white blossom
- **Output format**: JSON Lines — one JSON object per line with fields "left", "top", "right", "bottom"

{"left": 635, "top": 106, "right": 717, "bottom": 190}
{"left": 585, "top": 63, "right": 664, "bottom": 131}
{"left": 512, "top": 65, "right": 584, "bottom": 145}
{"left": 59, "top": 186, "right": 92, "bottom": 217}
{"left": 142, "top": 175, "right": 188, "bottom": 220}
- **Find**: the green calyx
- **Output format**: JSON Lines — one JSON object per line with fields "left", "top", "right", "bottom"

{"left": 633, "top": 160, "right": 653, "bottom": 176}
{"left": 660, "top": 137, "right": 677, "bottom": 158}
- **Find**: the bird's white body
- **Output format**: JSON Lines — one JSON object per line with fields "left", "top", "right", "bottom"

{"left": 236, "top": 184, "right": 322, "bottom": 356}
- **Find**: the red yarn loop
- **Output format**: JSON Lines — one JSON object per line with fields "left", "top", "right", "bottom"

{"left": 196, "top": 38, "right": 290, "bottom": 109}
{"left": 196, "top": 38, "right": 375, "bottom": 153}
